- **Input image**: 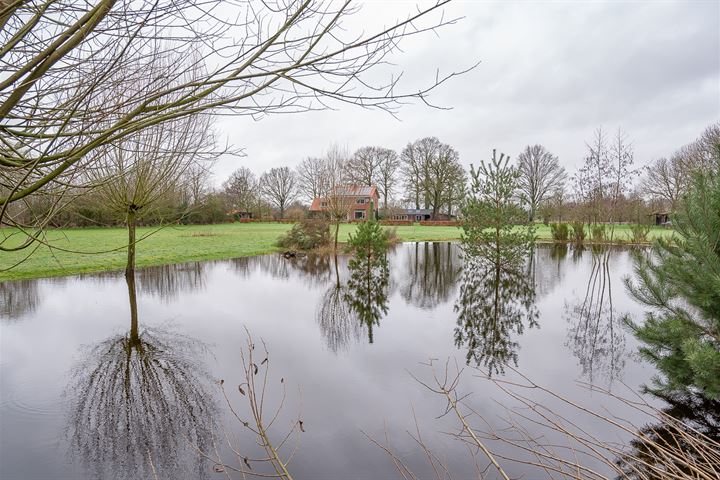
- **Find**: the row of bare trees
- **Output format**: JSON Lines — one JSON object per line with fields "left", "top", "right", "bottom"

{"left": 223, "top": 138, "right": 461, "bottom": 220}
{"left": 218, "top": 120, "right": 719, "bottom": 229}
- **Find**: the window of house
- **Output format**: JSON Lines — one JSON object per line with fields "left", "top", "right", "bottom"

{"left": 320, "top": 201, "right": 327, "bottom": 207}
{"left": 354, "top": 210, "right": 365, "bottom": 219}
{"left": 356, "top": 197, "right": 365, "bottom": 204}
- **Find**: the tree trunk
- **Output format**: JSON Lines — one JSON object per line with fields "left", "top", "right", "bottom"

{"left": 334, "top": 221, "right": 340, "bottom": 252}
{"left": 125, "top": 208, "right": 137, "bottom": 279}
{"left": 125, "top": 208, "right": 139, "bottom": 345}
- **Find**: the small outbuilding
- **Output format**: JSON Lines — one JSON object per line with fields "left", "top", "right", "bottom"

{"left": 229, "top": 210, "right": 253, "bottom": 220}
{"left": 648, "top": 212, "right": 671, "bottom": 226}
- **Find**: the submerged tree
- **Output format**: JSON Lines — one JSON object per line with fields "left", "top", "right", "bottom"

{"left": 625, "top": 150, "right": 720, "bottom": 399}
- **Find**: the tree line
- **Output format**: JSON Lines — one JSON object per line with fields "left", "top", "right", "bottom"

{"left": 17, "top": 122, "right": 716, "bottom": 230}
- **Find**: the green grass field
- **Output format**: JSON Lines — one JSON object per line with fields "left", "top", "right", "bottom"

{"left": 0, "top": 222, "right": 673, "bottom": 281}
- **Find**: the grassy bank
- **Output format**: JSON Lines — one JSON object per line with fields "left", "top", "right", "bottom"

{"left": 0, "top": 222, "right": 673, "bottom": 281}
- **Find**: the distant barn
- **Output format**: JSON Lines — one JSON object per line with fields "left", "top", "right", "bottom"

{"left": 648, "top": 211, "right": 670, "bottom": 226}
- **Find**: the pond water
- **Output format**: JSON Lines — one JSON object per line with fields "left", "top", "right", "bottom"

{"left": 1, "top": 242, "right": 658, "bottom": 479}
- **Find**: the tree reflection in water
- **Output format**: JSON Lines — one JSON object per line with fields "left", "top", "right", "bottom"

{"left": 0, "top": 279, "right": 40, "bottom": 321}
{"left": 454, "top": 251, "right": 538, "bottom": 375}
{"left": 137, "top": 261, "right": 207, "bottom": 301}
{"left": 316, "top": 242, "right": 390, "bottom": 348}
{"left": 343, "top": 249, "right": 390, "bottom": 344}
{"left": 564, "top": 245, "right": 627, "bottom": 383}
{"left": 400, "top": 242, "right": 461, "bottom": 309}
{"left": 316, "top": 255, "right": 360, "bottom": 353}
{"left": 65, "top": 270, "right": 216, "bottom": 479}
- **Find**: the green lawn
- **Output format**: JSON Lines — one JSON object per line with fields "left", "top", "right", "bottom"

{"left": 0, "top": 222, "right": 673, "bottom": 281}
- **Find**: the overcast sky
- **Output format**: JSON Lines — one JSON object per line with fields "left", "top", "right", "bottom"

{"left": 211, "top": 0, "right": 719, "bottom": 187}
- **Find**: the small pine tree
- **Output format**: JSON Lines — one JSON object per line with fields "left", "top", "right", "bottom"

{"left": 345, "top": 210, "right": 389, "bottom": 343}
{"left": 625, "top": 165, "right": 720, "bottom": 399}
{"left": 460, "top": 149, "right": 535, "bottom": 262}
{"left": 347, "top": 201, "right": 388, "bottom": 260}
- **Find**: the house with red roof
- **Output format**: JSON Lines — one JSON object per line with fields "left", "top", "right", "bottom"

{"left": 309, "top": 185, "right": 379, "bottom": 221}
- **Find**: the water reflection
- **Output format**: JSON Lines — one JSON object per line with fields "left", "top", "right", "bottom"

{"left": 252, "top": 253, "right": 333, "bottom": 287}
{"left": 343, "top": 250, "right": 390, "bottom": 344}
{"left": 529, "top": 244, "right": 568, "bottom": 297}
{"left": 1, "top": 243, "right": 659, "bottom": 480}
{"left": 137, "top": 262, "right": 206, "bottom": 301}
{"left": 400, "top": 242, "right": 461, "bottom": 309}
{"left": 0, "top": 280, "right": 40, "bottom": 320}
{"left": 65, "top": 270, "right": 216, "bottom": 479}
{"left": 564, "top": 246, "right": 627, "bottom": 383}
{"left": 316, "top": 256, "right": 361, "bottom": 353}
{"left": 454, "top": 251, "right": 539, "bottom": 375}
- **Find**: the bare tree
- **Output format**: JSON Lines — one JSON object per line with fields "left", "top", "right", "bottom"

{"left": 0, "top": 0, "right": 470, "bottom": 252}
{"left": 641, "top": 122, "right": 720, "bottom": 211}
{"left": 422, "top": 141, "right": 464, "bottom": 219}
{"left": 400, "top": 137, "right": 463, "bottom": 217}
{"left": 376, "top": 148, "right": 400, "bottom": 212}
{"left": 640, "top": 155, "right": 684, "bottom": 211}
{"left": 223, "top": 166, "right": 258, "bottom": 213}
{"left": 296, "top": 157, "right": 329, "bottom": 203}
{"left": 401, "top": 138, "right": 439, "bottom": 209}
{"left": 516, "top": 144, "right": 566, "bottom": 222}
{"left": 682, "top": 122, "right": 720, "bottom": 174}
{"left": 344, "top": 146, "right": 384, "bottom": 186}
{"left": 88, "top": 111, "right": 216, "bottom": 280}
{"left": 183, "top": 163, "right": 213, "bottom": 208}
{"left": 321, "top": 144, "right": 351, "bottom": 251}
{"left": 607, "top": 128, "right": 637, "bottom": 234}
{"left": 260, "top": 167, "right": 298, "bottom": 218}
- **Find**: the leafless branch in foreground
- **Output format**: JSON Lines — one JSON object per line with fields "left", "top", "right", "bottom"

{"left": 199, "top": 329, "right": 303, "bottom": 479}
{"left": 1, "top": 0, "right": 473, "bottom": 241}
{"left": 373, "top": 359, "right": 719, "bottom": 480}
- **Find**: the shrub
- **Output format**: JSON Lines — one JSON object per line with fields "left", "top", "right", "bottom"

{"left": 385, "top": 227, "right": 398, "bottom": 243}
{"left": 570, "top": 221, "right": 586, "bottom": 244}
{"left": 549, "top": 222, "right": 569, "bottom": 242}
{"left": 591, "top": 224, "right": 606, "bottom": 242}
{"left": 276, "top": 218, "right": 330, "bottom": 250}
{"left": 629, "top": 223, "right": 651, "bottom": 243}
